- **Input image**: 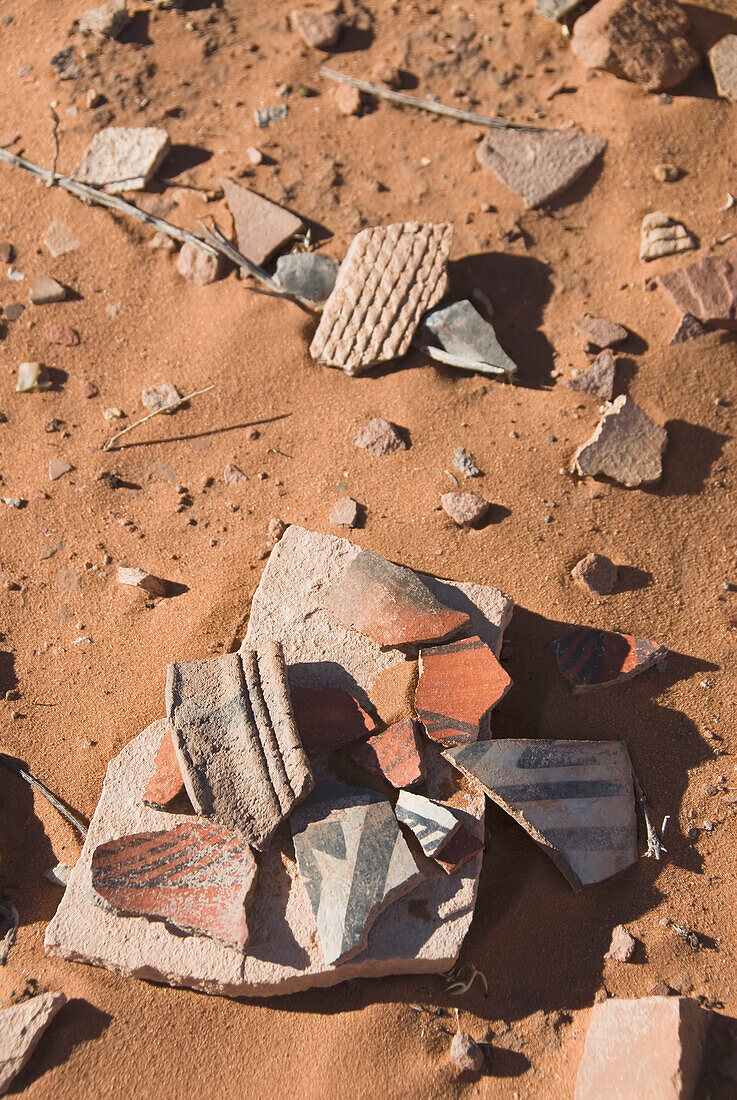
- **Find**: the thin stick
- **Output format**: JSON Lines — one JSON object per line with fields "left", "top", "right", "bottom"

{"left": 102, "top": 383, "right": 215, "bottom": 451}
{"left": 632, "top": 769, "right": 664, "bottom": 860}
{"left": 48, "top": 102, "right": 60, "bottom": 187}
{"left": 320, "top": 67, "right": 548, "bottom": 133}
{"left": 0, "top": 753, "right": 88, "bottom": 838}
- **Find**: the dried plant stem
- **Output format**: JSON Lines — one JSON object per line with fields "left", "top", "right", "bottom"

{"left": 48, "top": 102, "right": 60, "bottom": 187}
{"left": 633, "top": 769, "right": 665, "bottom": 860}
{"left": 102, "top": 384, "right": 215, "bottom": 451}
{"left": 0, "top": 753, "right": 88, "bottom": 838}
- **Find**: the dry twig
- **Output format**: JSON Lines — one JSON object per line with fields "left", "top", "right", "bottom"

{"left": 48, "top": 102, "right": 60, "bottom": 187}
{"left": 102, "top": 383, "right": 215, "bottom": 451}
{"left": 632, "top": 769, "right": 665, "bottom": 860}
{"left": 0, "top": 753, "right": 88, "bottom": 838}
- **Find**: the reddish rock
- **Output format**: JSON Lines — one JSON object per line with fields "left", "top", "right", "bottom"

{"left": 142, "top": 722, "right": 185, "bottom": 808}
{"left": 440, "top": 492, "right": 491, "bottom": 528}
{"left": 571, "top": 553, "right": 617, "bottom": 595}
{"left": 572, "top": 315, "right": 628, "bottom": 349}
{"left": 658, "top": 251, "right": 737, "bottom": 325}
{"left": 605, "top": 924, "right": 637, "bottom": 961}
{"left": 48, "top": 324, "right": 80, "bottom": 346}
{"left": 90, "top": 822, "right": 257, "bottom": 948}
{"left": 322, "top": 548, "right": 470, "bottom": 647}
{"left": 221, "top": 177, "right": 303, "bottom": 266}
{"left": 329, "top": 495, "right": 360, "bottom": 527}
{"left": 567, "top": 349, "right": 616, "bottom": 401}
{"left": 552, "top": 626, "right": 667, "bottom": 692}
{"left": 354, "top": 417, "right": 407, "bottom": 456}
{"left": 291, "top": 8, "right": 341, "bottom": 49}
{"left": 332, "top": 84, "right": 362, "bottom": 115}
{"left": 450, "top": 1031, "right": 484, "bottom": 1074}
{"left": 292, "top": 685, "right": 377, "bottom": 753}
{"left": 434, "top": 825, "right": 484, "bottom": 874}
{"left": 49, "top": 458, "right": 74, "bottom": 481}
{"left": 349, "top": 716, "right": 425, "bottom": 788}
{"left": 176, "top": 241, "right": 221, "bottom": 285}
{"left": 415, "top": 635, "right": 512, "bottom": 746}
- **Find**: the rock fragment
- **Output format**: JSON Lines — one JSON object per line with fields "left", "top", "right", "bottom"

{"left": 78, "top": 1, "right": 131, "bottom": 38}
{"left": 311, "top": 222, "right": 452, "bottom": 374}
{"left": 573, "top": 395, "right": 668, "bottom": 487}
{"left": 552, "top": 626, "right": 667, "bottom": 692}
{"left": 291, "top": 686, "right": 377, "bottom": 754}
{"left": 4, "top": 303, "right": 24, "bottom": 321}
{"left": 354, "top": 416, "right": 407, "bottom": 456}
{"left": 223, "top": 463, "right": 247, "bottom": 485}
{"left": 0, "top": 241, "right": 14, "bottom": 263}
{"left": 572, "top": 315, "right": 628, "bottom": 349}
{"left": 445, "top": 738, "right": 638, "bottom": 888}
{"left": 44, "top": 218, "right": 80, "bottom": 257}
{"left": 571, "top": 0, "right": 700, "bottom": 90}
{"left": 16, "top": 362, "right": 52, "bottom": 392}
{"left": 329, "top": 496, "right": 359, "bottom": 527}
{"left": 141, "top": 381, "right": 181, "bottom": 413}
{"left": 477, "top": 127, "right": 606, "bottom": 208}
{"left": 640, "top": 213, "right": 697, "bottom": 262}
{"left": 254, "top": 104, "right": 288, "bottom": 128}
{"left": 176, "top": 241, "right": 221, "bottom": 285}
{"left": 670, "top": 313, "right": 706, "bottom": 344}
{"left": 567, "top": 349, "right": 616, "bottom": 401}
{"left": 117, "top": 565, "right": 168, "bottom": 596}
{"left": 450, "top": 1031, "right": 484, "bottom": 1074}
{"left": 605, "top": 924, "right": 636, "bottom": 961}
{"left": 142, "top": 720, "right": 186, "bottom": 809}
{"left": 658, "top": 251, "right": 737, "bottom": 325}
{"left": 395, "top": 790, "right": 460, "bottom": 856}
{"left": 220, "top": 178, "right": 303, "bottom": 266}
{"left": 274, "top": 253, "right": 339, "bottom": 302}
{"left": 291, "top": 8, "right": 341, "bottom": 49}
{"left": 0, "top": 992, "right": 66, "bottom": 1095}
{"left": 348, "top": 717, "right": 425, "bottom": 789}
{"left": 441, "top": 492, "right": 491, "bottom": 528}
{"left": 571, "top": 553, "right": 617, "bottom": 595}
{"left": 709, "top": 34, "right": 737, "bottom": 101}
{"left": 30, "top": 275, "right": 66, "bottom": 304}
{"left": 422, "top": 299, "right": 518, "bottom": 376}
{"left": 453, "top": 447, "right": 482, "bottom": 479}
{"left": 49, "top": 458, "right": 74, "bottom": 481}
{"left": 332, "top": 84, "right": 362, "bottom": 115}
{"left": 74, "top": 127, "right": 170, "bottom": 192}
{"left": 47, "top": 324, "right": 80, "bottom": 346}
{"left": 416, "top": 636, "right": 512, "bottom": 747}
{"left": 653, "top": 162, "right": 680, "bottom": 183}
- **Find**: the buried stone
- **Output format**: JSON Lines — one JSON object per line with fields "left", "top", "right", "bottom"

{"left": 415, "top": 635, "right": 512, "bottom": 746}
{"left": 422, "top": 300, "right": 518, "bottom": 377}
{"left": 552, "top": 626, "right": 667, "bottom": 692}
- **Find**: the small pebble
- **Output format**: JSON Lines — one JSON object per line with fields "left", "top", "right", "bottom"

{"left": 441, "top": 492, "right": 491, "bottom": 528}
{"left": 450, "top": 1032, "right": 484, "bottom": 1074}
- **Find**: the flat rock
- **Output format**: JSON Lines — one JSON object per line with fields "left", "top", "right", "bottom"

{"left": 30, "top": 276, "right": 66, "bottom": 305}
{"left": 572, "top": 315, "right": 628, "bottom": 349}
{"left": 709, "top": 35, "right": 737, "bottom": 101}
{"left": 670, "top": 313, "right": 707, "bottom": 344}
{"left": 552, "top": 626, "right": 668, "bottom": 692}
{"left": 640, "top": 212, "right": 697, "bottom": 262}
{"left": 536, "top": 0, "right": 587, "bottom": 19}
{"left": 571, "top": 552, "right": 617, "bottom": 595}
{"left": 329, "top": 495, "right": 359, "bottom": 527}
{"left": 658, "top": 251, "right": 737, "bottom": 325}
{"left": 291, "top": 686, "right": 376, "bottom": 754}
{"left": 310, "top": 221, "right": 452, "bottom": 374}
{"left": 141, "top": 381, "right": 181, "bottom": 413}
{"left": 605, "top": 924, "right": 636, "bottom": 961}
{"left": 275, "top": 253, "right": 339, "bottom": 302}
{"left": 476, "top": 128, "right": 606, "bottom": 209}
{"left": 49, "top": 457, "right": 73, "bottom": 481}
{"left": 349, "top": 717, "right": 425, "bottom": 789}
{"left": 74, "top": 127, "right": 170, "bottom": 193}
{"left": 0, "top": 992, "right": 66, "bottom": 1095}
{"left": 445, "top": 738, "right": 638, "bottom": 888}
{"left": 117, "top": 565, "right": 167, "bottom": 596}
{"left": 575, "top": 996, "right": 709, "bottom": 1099}
{"left": 571, "top": 0, "right": 700, "bottom": 90}
{"left": 395, "top": 790, "right": 460, "bottom": 857}
{"left": 354, "top": 416, "right": 407, "bottom": 456}
{"left": 78, "top": 0, "right": 131, "bottom": 37}
{"left": 221, "top": 178, "right": 303, "bottom": 266}
{"left": 167, "top": 642, "right": 313, "bottom": 848}
{"left": 44, "top": 218, "right": 80, "bottom": 257}
{"left": 441, "top": 492, "right": 491, "bottom": 528}
{"left": 176, "top": 241, "right": 221, "bottom": 285}
{"left": 422, "top": 300, "right": 518, "bottom": 376}
{"left": 416, "top": 636, "right": 512, "bottom": 747}
{"left": 141, "top": 719, "right": 186, "bottom": 809}
{"left": 321, "top": 547, "right": 470, "bottom": 647}
{"left": 573, "top": 395, "right": 668, "bottom": 487}
{"left": 4, "top": 302, "right": 24, "bottom": 321}
{"left": 291, "top": 8, "right": 341, "bottom": 49}
{"left": 567, "top": 349, "right": 616, "bottom": 401}
{"left": 453, "top": 447, "right": 482, "bottom": 479}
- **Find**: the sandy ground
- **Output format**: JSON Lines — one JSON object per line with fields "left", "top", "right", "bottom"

{"left": 0, "top": 0, "right": 736, "bottom": 1096}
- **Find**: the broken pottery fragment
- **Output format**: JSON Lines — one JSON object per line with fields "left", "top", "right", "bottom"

{"left": 571, "top": 553, "right": 617, "bottom": 596}
{"left": 310, "top": 221, "right": 452, "bottom": 374}
{"left": 44, "top": 218, "right": 80, "bottom": 257}
{"left": 141, "top": 381, "right": 181, "bottom": 413}
{"left": 78, "top": 1, "right": 131, "bottom": 38}
{"left": 573, "top": 395, "right": 668, "bottom": 488}
{"left": 0, "top": 992, "right": 66, "bottom": 1096}
{"left": 221, "top": 178, "right": 303, "bottom": 267}
{"left": 567, "top": 349, "right": 616, "bottom": 401}
{"left": 290, "top": 779, "right": 422, "bottom": 965}
{"left": 142, "top": 720, "right": 186, "bottom": 809}
{"left": 74, "top": 127, "right": 170, "bottom": 192}
{"left": 572, "top": 315, "right": 628, "bottom": 349}
{"left": 440, "top": 492, "right": 491, "bottom": 528}
{"left": 117, "top": 566, "right": 167, "bottom": 596}
{"left": 16, "top": 362, "right": 51, "bottom": 393}
{"left": 354, "top": 416, "right": 407, "bottom": 456}
{"left": 30, "top": 276, "right": 66, "bottom": 305}
{"left": 670, "top": 313, "right": 706, "bottom": 344}
{"left": 709, "top": 35, "right": 737, "bottom": 102}
{"left": 415, "top": 636, "right": 512, "bottom": 747}
{"left": 322, "top": 548, "right": 470, "bottom": 647}
{"left": 658, "top": 251, "right": 737, "bottom": 325}
{"left": 395, "top": 790, "right": 460, "bottom": 856}
{"left": 290, "top": 8, "right": 342, "bottom": 49}
{"left": 477, "top": 128, "right": 606, "bottom": 208}
{"left": 422, "top": 300, "right": 518, "bottom": 376}
{"left": 291, "top": 686, "right": 376, "bottom": 754}
{"left": 605, "top": 924, "right": 636, "bottom": 961}
{"left": 90, "top": 822, "right": 257, "bottom": 948}
{"left": 434, "top": 825, "right": 484, "bottom": 875}
{"left": 574, "top": 996, "right": 709, "bottom": 1099}
{"left": 329, "top": 495, "right": 360, "bottom": 527}
{"left": 275, "top": 253, "right": 339, "bottom": 302}
{"left": 640, "top": 213, "right": 697, "bottom": 262}
{"left": 167, "top": 641, "right": 313, "bottom": 848}
{"left": 49, "top": 458, "right": 74, "bottom": 482}
{"left": 349, "top": 716, "right": 425, "bottom": 789}
{"left": 552, "top": 626, "right": 667, "bottom": 692}
{"left": 445, "top": 739, "right": 637, "bottom": 888}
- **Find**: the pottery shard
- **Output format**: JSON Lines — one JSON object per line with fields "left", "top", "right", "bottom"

{"left": 573, "top": 395, "right": 667, "bottom": 487}
{"left": 30, "top": 276, "right": 66, "bottom": 305}
{"left": 329, "top": 496, "right": 359, "bottom": 527}
{"left": 571, "top": 0, "right": 700, "bottom": 90}
{"left": 416, "top": 636, "right": 512, "bottom": 747}
{"left": 354, "top": 416, "right": 407, "bottom": 456}
{"left": 572, "top": 315, "right": 628, "bottom": 349}
{"left": 322, "top": 547, "right": 470, "bottom": 647}
{"left": 89, "top": 822, "right": 257, "bottom": 948}
{"left": 571, "top": 552, "right": 617, "bottom": 595}
{"left": 658, "top": 251, "right": 737, "bottom": 325}
{"left": 290, "top": 779, "right": 422, "bottom": 965}
{"left": 310, "top": 222, "right": 453, "bottom": 375}
{"left": 574, "top": 996, "right": 709, "bottom": 1099}
{"left": 49, "top": 458, "right": 74, "bottom": 481}
{"left": 434, "top": 825, "right": 484, "bottom": 874}
{"left": 440, "top": 492, "right": 491, "bottom": 528}
{"left": 709, "top": 35, "right": 737, "bottom": 101}
{"left": 349, "top": 716, "right": 425, "bottom": 789}
{"left": 640, "top": 212, "right": 697, "bottom": 262}
{"left": 176, "top": 241, "right": 221, "bottom": 285}
{"left": 445, "top": 738, "right": 638, "bottom": 888}
{"left": 74, "top": 127, "right": 170, "bottom": 193}
{"left": 117, "top": 566, "right": 167, "bottom": 596}
{"left": 291, "top": 8, "right": 341, "bottom": 49}
{"left": 291, "top": 686, "right": 377, "bottom": 754}
{"left": 142, "top": 720, "right": 186, "bottom": 808}
{"left": 220, "top": 178, "right": 303, "bottom": 266}
{"left": 476, "top": 128, "right": 606, "bottom": 208}
{"left": 44, "top": 218, "right": 80, "bottom": 257}
{"left": 605, "top": 923, "right": 636, "bottom": 961}
{"left": 567, "top": 349, "right": 616, "bottom": 401}
{"left": 552, "top": 626, "right": 667, "bottom": 692}
{"left": 167, "top": 641, "right": 313, "bottom": 848}
{"left": 422, "top": 299, "right": 518, "bottom": 376}
{"left": 0, "top": 992, "right": 66, "bottom": 1095}
{"left": 670, "top": 313, "right": 706, "bottom": 344}
{"left": 395, "top": 790, "right": 460, "bottom": 857}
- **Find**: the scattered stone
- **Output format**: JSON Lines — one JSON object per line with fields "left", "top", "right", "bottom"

{"left": 220, "top": 177, "right": 303, "bottom": 266}
{"left": 291, "top": 686, "right": 376, "bottom": 753}
{"left": 709, "top": 34, "right": 737, "bottom": 101}
{"left": 16, "top": 362, "right": 51, "bottom": 393}
{"left": 640, "top": 212, "right": 697, "bottom": 262}
{"left": 0, "top": 992, "right": 66, "bottom": 1095}
{"left": 574, "top": 996, "right": 709, "bottom": 1099}
{"left": 477, "top": 127, "right": 606, "bottom": 208}
{"left": 4, "top": 303, "right": 25, "bottom": 322}
{"left": 50, "top": 46, "right": 82, "bottom": 81}
{"left": 254, "top": 104, "right": 288, "bottom": 128}
{"left": 332, "top": 84, "right": 362, "bottom": 115}
{"left": 311, "top": 222, "right": 452, "bottom": 374}
{"left": 354, "top": 416, "right": 407, "bottom": 456}
{"left": 670, "top": 313, "right": 706, "bottom": 344}
{"left": 176, "top": 241, "right": 221, "bottom": 285}
{"left": 573, "top": 395, "right": 668, "bottom": 487}
{"left": 329, "top": 495, "right": 359, "bottom": 527}
{"left": 267, "top": 517, "right": 286, "bottom": 543}
{"left": 371, "top": 61, "right": 402, "bottom": 87}
{"left": 223, "top": 463, "right": 247, "bottom": 485}
{"left": 141, "top": 381, "right": 181, "bottom": 414}
{"left": 45, "top": 417, "right": 63, "bottom": 433}
{"left": 454, "top": 447, "right": 482, "bottom": 479}
{"left": 103, "top": 407, "right": 125, "bottom": 419}
{"left": 572, "top": 315, "right": 628, "bottom": 349}
{"left": 246, "top": 146, "right": 263, "bottom": 166}
{"left": 571, "top": 552, "right": 618, "bottom": 595}
{"left": 142, "top": 720, "right": 186, "bottom": 809}
{"left": 653, "top": 163, "right": 680, "bottom": 183}
{"left": 552, "top": 626, "right": 668, "bottom": 692}
{"left": 291, "top": 8, "right": 341, "bottom": 49}
{"left": 0, "top": 241, "right": 14, "bottom": 263}
{"left": 450, "top": 1031, "right": 484, "bottom": 1074}
{"left": 167, "top": 642, "right": 314, "bottom": 849}
{"left": 3, "top": 498, "right": 26, "bottom": 509}
{"left": 395, "top": 790, "right": 460, "bottom": 857}
{"left": 567, "top": 349, "right": 616, "bottom": 401}
{"left": 605, "top": 924, "right": 637, "bottom": 961}
{"left": 446, "top": 738, "right": 638, "bottom": 888}
{"left": 117, "top": 565, "right": 168, "bottom": 596}
{"left": 322, "top": 548, "right": 470, "bottom": 647}
{"left": 49, "top": 458, "right": 74, "bottom": 481}
{"left": 78, "top": 1, "right": 131, "bottom": 38}
{"left": 30, "top": 275, "right": 67, "bottom": 304}
{"left": 74, "top": 127, "right": 170, "bottom": 193}
{"left": 44, "top": 863, "right": 72, "bottom": 887}
{"left": 434, "top": 825, "right": 484, "bottom": 875}
{"left": 44, "top": 218, "right": 80, "bottom": 258}
{"left": 90, "top": 822, "right": 257, "bottom": 948}
{"left": 441, "top": 492, "right": 491, "bottom": 528}
{"left": 348, "top": 716, "right": 425, "bottom": 789}
{"left": 571, "top": 0, "right": 700, "bottom": 90}
{"left": 80, "top": 380, "right": 98, "bottom": 399}
{"left": 423, "top": 299, "right": 518, "bottom": 376}
{"left": 291, "top": 779, "right": 422, "bottom": 965}
{"left": 658, "top": 251, "right": 737, "bottom": 325}
{"left": 416, "top": 636, "right": 512, "bottom": 747}
{"left": 274, "top": 252, "right": 339, "bottom": 302}
{"left": 47, "top": 324, "right": 80, "bottom": 346}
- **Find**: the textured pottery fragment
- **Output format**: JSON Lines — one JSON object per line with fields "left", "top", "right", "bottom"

{"left": 415, "top": 635, "right": 512, "bottom": 746}
{"left": 572, "top": 315, "right": 628, "bottom": 349}
{"left": 476, "top": 128, "right": 606, "bottom": 208}
{"left": 0, "top": 992, "right": 66, "bottom": 1096}
{"left": 640, "top": 212, "right": 697, "bottom": 262}
{"left": 573, "top": 395, "right": 668, "bottom": 487}
{"left": 220, "top": 178, "right": 303, "bottom": 266}
{"left": 422, "top": 299, "right": 518, "bottom": 376}
{"left": 567, "top": 349, "right": 616, "bottom": 400}
{"left": 445, "top": 738, "right": 638, "bottom": 888}
{"left": 291, "top": 686, "right": 377, "bottom": 754}
{"left": 349, "top": 716, "right": 425, "bottom": 789}
{"left": 395, "top": 790, "right": 460, "bottom": 856}
{"left": 142, "top": 720, "right": 186, "bottom": 809}
{"left": 552, "top": 626, "right": 668, "bottom": 692}
{"left": 310, "top": 221, "right": 453, "bottom": 374}
{"left": 658, "top": 251, "right": 737, "bottom": 325}
{"left": 74, "top": 127, "right": 170, "bottom": 192}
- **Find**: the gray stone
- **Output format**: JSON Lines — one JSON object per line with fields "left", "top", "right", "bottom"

{"left": 445, "top": 738, "right": 638, "bottom": 888}
{"left": 78, "top": 1, "right": 131, "bottom": 38}
{"left": 566, "top": 349, "right": 616, "bottom": 401}
{"left": 395, "top": 790, "right": 460, "bottom": 856}
{"left": 670, "top": 313, "right": 706, "bottom": 344}
{"left": 423, "top": 300, "right": 518, "bottom": 376}
{"left": 44, "top": 219, "right": 80, "bottom": 257}
{"left": 640, "top": 212, "right": 697, "bottom": 262}
{"left": 74, "top": 127, "right": 170, "bottom": 193}
{"left": 454, "top": 447, "right": 482, "bottom": 478}
{"left": 441, "top": 492, "right": 491, "bottom": 528}
{"left": 30, "top": 276, "right": 66, "bottom": 304}
{"left": 573, "top": 395, "right": 668, "bottom": 487}
{"left": 274, "top": 253, "right": 339, "bottom": 302}
{"left": 572, "top": 315, "right": 628, "bottom": 349}
{"left": 450, "top": 1031, "right": 484, "bottom": 1073}
{"left": 0, "top": 992, "right": 66, "bottom": 1095}
{"left": 709, "top": 35, "right": 737, "bottom": 101}
{"left": 354, "top": 416, "right": 407, "bottom": 456}
{"left": 477, "top": 128, "right": 606, "bottom": 208}
{"left": 605, "top": 924, "right": 636, "bottom": 961}
{"left": 221, "top": 178, "right": 303, "bottom": 267}
{"left": 141, "top": 381, "right": 180, "bottom": 413}
{"left": 254, "top": 104, "right": 288, "bottom": 128}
